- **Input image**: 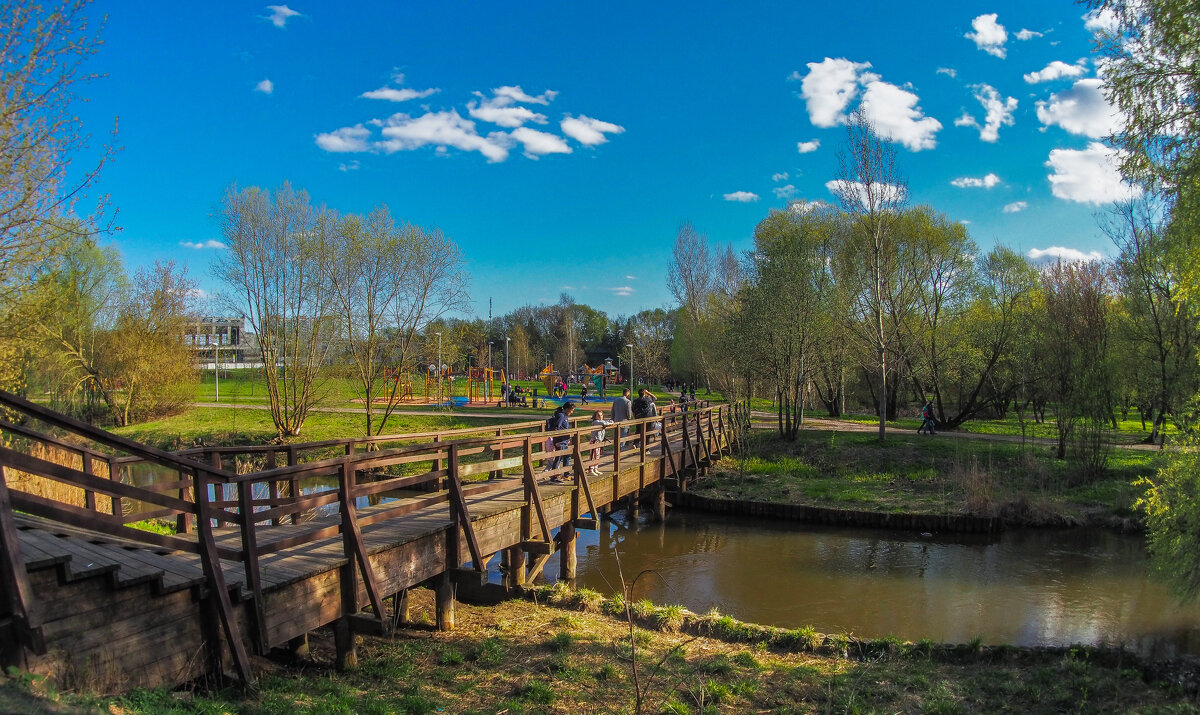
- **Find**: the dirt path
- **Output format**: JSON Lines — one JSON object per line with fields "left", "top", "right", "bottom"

{"left": 750, "top": 411, "right": 1162, "bottom": 452}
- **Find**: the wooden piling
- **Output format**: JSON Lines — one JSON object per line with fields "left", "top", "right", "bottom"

{"left": 436, "top": 573, "right": 455, "bottom": 631}
{"left": 559, "top": 522, "right": 577, "bottom": 581}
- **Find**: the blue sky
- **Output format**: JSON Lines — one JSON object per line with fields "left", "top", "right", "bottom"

{"left": 77, "top": 0, "right": 1132, "bottom": 318}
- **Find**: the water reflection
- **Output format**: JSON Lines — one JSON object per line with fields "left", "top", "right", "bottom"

{"left": 526, "top": 511, "right": 1200, "bottom": 658}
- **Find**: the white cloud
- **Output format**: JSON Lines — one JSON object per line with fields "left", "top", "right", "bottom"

{"left": 315, "top": 124, "right": 371, "bottom": 153}
{"left": 773, "top": 184, "right": 797, "bottom": 199}
{"left": 493, "top": 86, "right": 558, "bottom": 105}
{"left": 965, "top": 13, "right": 1008, "bottom": 58}
{"left": 800, "top": 57, "right": 871, "bottom": 127}
{"left": 611, "top": 286, "right": 635, "bottom": 296}
{"left": 724, "top": 191, "right": 759, "bottom": 203}
{"left": 1027, "top": 246, "right": 1104, "bottom": 264}
{"left": 936, "top": 67, "right": 958, "bottom": 78}
{"left": 956, "top": 84, "right": 1017, "bottom": 142}
{"left": 465, "top": 87, "right": 553, "bottom": 128}
{"left": 798, "top": 58, "right": 940, "bottom": 150}
{"left": 825, "top": 179, "right": 906, "bottom": 206}
{"left": 859, "top": 80, "right": 942, "bottom": 151}
{"left": 1003, "top": 201, "right": 1028, "bottom": 213}
{"left": 264, "top": 4, "right": 300, "bottom": 28}
{"left": 625, "top": 275, "right": 637, "bottom": 280}
{"left": 181, "top": 240, "right": 226, "bottom": 250}
{"left": 468, "top": 98, "right": 546, "bottom": 128}
{"left": 787, "top": 199, "right": 831, "bottom": 215}
{"left": 1083, "top": 8, "right": 1120, "bottom": 35}
{"left": 376, "top": 110, "right": 511, "bottom": 163}
{"left": 950, "top": 173, "right": 1001, "bottom": 188}
{"left": 511, "top": 127, "right": 572, "bottom": 158}
{"left": 1016, "top": 29, "right": 1043, "bottom": 40}
{"left": 361, "top": 86, "right": 439, "bottom": 102}
{"left": 254, "top": 78, "right": 274, "bottom": 94}
{"left": 1036, "top": 78, "right": 1123, "bottom": 138}
{"left": 772, "top": 172, "right": 789, "bottom": 182}
{"left": 561, "top": 115, "right": 625, "bottom": 146}
{"left": 1023, "top": 60, "right": 1087, "bottom": 83}
{"left": 796, "top": 140, "right": 820, "bottom": 153}
{"left": 1045, "top": 142, "right": 1143, "bottom": 204}
{"left": 338, "top": 160, "right": 360, "bottom": 172}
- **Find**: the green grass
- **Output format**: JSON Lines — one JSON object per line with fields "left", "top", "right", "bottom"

{"left": 694, "top": 429, "right": 1164, "bottom": 523}
{"left": 113, "top": 406, "right": 510, "bottom": 449}
{"left": 2, "top": 594, "right": 1195, "bottom": 715}
{"left": 831, "top": 406, "right": 1173, "bottom": 445}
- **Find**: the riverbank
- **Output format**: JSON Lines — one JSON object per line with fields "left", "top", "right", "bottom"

{"left": 691, "top": 430, "right": 1159, "bottom": 529}
{"left": 2, "top": 587, "right": 1194, "bottom": 714}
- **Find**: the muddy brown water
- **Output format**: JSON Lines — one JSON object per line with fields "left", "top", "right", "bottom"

{"left": 531, "top": 511, "right": 1200, "bottom": 659}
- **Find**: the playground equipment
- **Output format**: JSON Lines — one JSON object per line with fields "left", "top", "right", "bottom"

{"left": 381, "top": 368, "right": 415, "bottom": 403}
{"left": 467, "top": 367, "right": 505, "bottom": 404}
{"left": 424, "top": 363, "right": 453, "bottom": 404}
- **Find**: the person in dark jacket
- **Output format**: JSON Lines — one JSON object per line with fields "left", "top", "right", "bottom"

{"left": 547, "top": 402, "right": 577, "bottom": 481}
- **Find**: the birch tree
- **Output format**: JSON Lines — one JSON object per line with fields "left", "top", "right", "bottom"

{"left": 831, "top": 111, "right": 907, "bottom": 440}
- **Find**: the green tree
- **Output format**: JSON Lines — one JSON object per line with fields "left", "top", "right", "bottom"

{"left": 1037, "top": 260, "right": 1115, "bottom": 473}
{"left": 735, "top": 204, "right": 838, "bottom": 438}
{"left": 1088, "top": 0, "right": 1200, "bottom": 188}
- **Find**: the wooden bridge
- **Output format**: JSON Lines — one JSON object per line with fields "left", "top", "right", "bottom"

{"left": 0, "top": 391, "right": 747, "bottom": 690}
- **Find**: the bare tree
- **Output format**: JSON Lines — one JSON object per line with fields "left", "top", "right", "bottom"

{"left": 321, "top": 206, "right": 469, "bottom": 435}
{"left": 214, "top": 183, "right": 334, "bottom": 438}
{"left": 831, "top": 110, "right": 907, "bottom": 440}
{"left": 1, "top": 0, "right": 114, "bottom": 293}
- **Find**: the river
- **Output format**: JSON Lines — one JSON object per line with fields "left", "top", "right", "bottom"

{"left": 523, "top": 510, "right": 1200, "bottom": 658}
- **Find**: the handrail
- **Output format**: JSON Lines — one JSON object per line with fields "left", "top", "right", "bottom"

{"left": 0, "top": 391, "right": 739, "bottom": 688}
{"left": 0, "top": 390, "right": 238, "bottom": 480}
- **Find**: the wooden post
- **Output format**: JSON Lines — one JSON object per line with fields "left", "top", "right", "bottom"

{"left": 505, "top": 545, "right": 526, "bottom": 590}
{"left": 435, "top": 572, "right": 455, "bottom": 631}
{"left": 558, "top": 522, "right": 577, "bottom": 582}
{"left": 334, "top": 616, "right": 357, "bottom": 670}
{"left": 266, "top": 450, "right": 281, "bottom": 526}
{"left": 628, "top": 492, "right": 640, "bottom": 521}
{"left": 81, "top": 452, "right": 96, "bottom": 511}
{"left": 395, "top": 589, "right": 411, "bottom": 625}
{"left": 0, "top": 467, "right": 44, "bottom": 657}
{"left": 654, "top": 486, "right": 666, "bottom": 522}
{"left": 237, "top": 480, "right": 268, "bottom": 653}
{"left": 287, "top": 446, "right": 300, "bottom": 524}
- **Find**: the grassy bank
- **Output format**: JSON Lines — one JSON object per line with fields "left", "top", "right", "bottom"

{"left": 694, "top": 429, "right": 1160, "bottom": 526}
{"left": 3, "top": 586, "right": 1194, "bottom": 714}
{"left": 113, "top": 406, "right": 511, "bottom": 450}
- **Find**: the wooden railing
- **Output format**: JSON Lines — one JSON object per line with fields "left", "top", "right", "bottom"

{"left": 0, "top": 390, "right": 750, "bottom": 684}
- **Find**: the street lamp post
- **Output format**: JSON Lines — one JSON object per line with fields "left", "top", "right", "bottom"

{"left": 435, "top": 332, "right": 442, "bottom": 407}
{"left": 626, "top": 343, "right": 634, "bottom": 391}
{"left": 505, "top": 336, "right": 510, "bottom": 381}
{"left": 487, "top": 341, "right": 493, "bottom": 399}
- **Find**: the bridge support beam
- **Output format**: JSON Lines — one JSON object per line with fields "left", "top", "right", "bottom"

{"left": 558, "top": 523, "right": 577, "bottom": 582}
{"left": 627, "top": 492, "right": 640, "bottom": 521}
{"left": 435, "top": 573, "right": 455, "bottom": 631}
{"left": 334, "top": 617, "right": 357, "bottom": 671}
{"left": 504, "top": 545, "right": 526, "bottom": 590}
{"left": 654, "top": 486, "right": 667, "bottom": 522}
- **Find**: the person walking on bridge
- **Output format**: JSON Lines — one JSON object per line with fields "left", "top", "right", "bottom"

{"left": 612, "top": 387, "right": 632, "bottom": 444}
